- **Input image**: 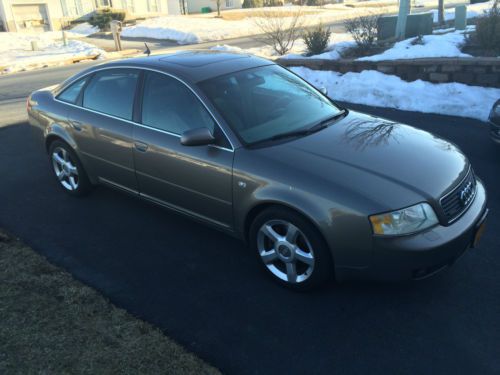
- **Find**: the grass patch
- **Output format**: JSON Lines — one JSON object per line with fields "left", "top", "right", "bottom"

{"left": 0, "top": 229, "right": 220, "bottom": 375}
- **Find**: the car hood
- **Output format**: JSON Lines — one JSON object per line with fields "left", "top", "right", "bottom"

{"left": 268, "top": 111, "right": 469, "bottom": 208}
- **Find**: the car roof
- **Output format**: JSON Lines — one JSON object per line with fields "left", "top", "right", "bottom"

{"left": 98, "top": 50, "right": 274, "bottom": 83}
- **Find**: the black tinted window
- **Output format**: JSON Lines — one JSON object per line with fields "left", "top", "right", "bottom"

{"left": 141, "top": 72, "right": 215, "bottom": 135}
{"left": 58, "top": 77, "right": 88, "bottom": 104}
{"left": 83, "top": 69, "right": 139, "bottom": 120}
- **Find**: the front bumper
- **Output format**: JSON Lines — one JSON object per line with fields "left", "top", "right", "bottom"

{"left": 336, "top": 179, "right": 488, "bottom": 281}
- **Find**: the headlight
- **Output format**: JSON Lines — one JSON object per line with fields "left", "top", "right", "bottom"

{"left": 490, "top": 100, "right": 500, "bottom": 123}
{"left": 492, "top": 101, "right": 500, "bottom": 116}
{"left": 369, "top": 203, "right": 438, "bottom": 236}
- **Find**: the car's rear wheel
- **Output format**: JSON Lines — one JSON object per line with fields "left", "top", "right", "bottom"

{"left": 49, "top": 141, "right": 90, "bottom": 196}
{"left": 249, "top": 207, "right": 333, "bottom": 290}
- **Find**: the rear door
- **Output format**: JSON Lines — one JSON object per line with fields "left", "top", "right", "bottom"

{"left": 133, "top": 71, "right": 234, "bottom": 228}
{"left": 64, "top": 68, "right": 140, "bottom": 192}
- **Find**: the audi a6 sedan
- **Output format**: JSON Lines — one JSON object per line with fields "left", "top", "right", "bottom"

{"left": 28, "top": 51, "right": 488, "bottom": 289}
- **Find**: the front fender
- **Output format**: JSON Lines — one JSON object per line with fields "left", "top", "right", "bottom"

{"left": 233, "top": 173, "right": 373, "bottom": 269}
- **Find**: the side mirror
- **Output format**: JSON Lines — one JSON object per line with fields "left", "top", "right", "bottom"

{"left": 319, "top": 87, "right": 328, "bottom": 95}
{"left": 180, "top": 127, "right": 215, "bottom": 146}
{"left": 489, "top": 99, "right": 500, "bottom": 126}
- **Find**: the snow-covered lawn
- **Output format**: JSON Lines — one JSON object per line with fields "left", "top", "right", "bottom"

{"left": 0, "top": 32, "right": 106, "bottom": 74}
{"left": 292, "top": 67, "right": 500, "bottom": 121}
{"left": 119, "top": 0, "right": 487, "bottom": 45}
{"left": 121, "top": 3, "right": 397, "bottom": 44}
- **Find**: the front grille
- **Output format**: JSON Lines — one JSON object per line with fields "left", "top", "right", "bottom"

{"left": 440, "top": 168, "right": 477, "bottom": 223}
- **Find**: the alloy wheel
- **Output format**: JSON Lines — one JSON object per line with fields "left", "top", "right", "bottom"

{"left": 257, "top": 219, "right": 315, "bottom": 284}
{"left": 51, "top": 146, "right": 79, "bottom": 191}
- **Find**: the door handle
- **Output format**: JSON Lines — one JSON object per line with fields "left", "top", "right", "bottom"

{"left": 134, "top": 141, "right": 149, "bottom": 152}
{"left": 70, "top": 121, "right": 83, "bottom": 131}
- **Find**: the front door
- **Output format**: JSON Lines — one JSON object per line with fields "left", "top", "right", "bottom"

{"left": 133, "top": 71, "right": 234, "bottom": 228}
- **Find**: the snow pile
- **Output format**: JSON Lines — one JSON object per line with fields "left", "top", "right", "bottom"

{"left": 0, "top": 32, "right": 106, "bottom": 74}
{"left": 122, "top": 17, "right": 201, "bottom": 44}
{"left": 69, "top": 22, "right": 99, "bottom": 36}
{"left": 430, "top": 0, "right": 494, "bottom": 22}
{"left": 359, "top": 28, "right": 471, "bottom": 61}
{"left": 212, "top": 40, "right": 308, "bottom": 59}
{"left": 291, "top": 67, "right": 500, "bottom": 121}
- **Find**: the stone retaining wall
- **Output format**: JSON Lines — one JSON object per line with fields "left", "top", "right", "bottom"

{"left": 277, "top": 57, "right": 500, "bottom": 88}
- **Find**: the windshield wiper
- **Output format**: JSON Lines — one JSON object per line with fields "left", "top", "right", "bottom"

{"left": 267, "top": 110, "right": 347, "bottom": 142}
{"left": 248, "top": 110, "right": 347, "bottom": 147}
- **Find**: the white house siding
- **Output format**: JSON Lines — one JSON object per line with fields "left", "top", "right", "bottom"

{"left": 166, "top": 0, "right": 180, "bottom": 15}
{"left": 0, "top": 0, "right": 176, "bottom": 31}
{"left": 114, "top": 0, "right": 174, "bottom": 17}
{"left": 186, "top": 0, "right": 241, "bottom": 14}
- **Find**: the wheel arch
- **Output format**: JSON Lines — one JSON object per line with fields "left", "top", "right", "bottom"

{"left": 243, "top": 200, "right": 332, "bottom": 252}
{"left": 45, "top": 132, "right": 97, "bottom": 185}
{"left": 44, "top": 128, "right": 77, "bottom": 154}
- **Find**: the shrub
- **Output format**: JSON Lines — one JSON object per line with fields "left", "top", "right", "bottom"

{"left": 471, "top": 0, "right": 500, "bottom": 54}
{"left": 264, "top": 0, "right": 284, "bottom": 6}
{"left": 344, "top": 14, "right": 380, "bottom": 50}
{"left": 89, "top": 8, "right": 126, "bottom": 31}
{"left": 243, "top": 0, "right": 264, "bottom": 8}
{"left": 254, "top": 9, "right": 303, "bottom": 55}
{"left": 303, "top": 23, "right": 331, "bottom": 55}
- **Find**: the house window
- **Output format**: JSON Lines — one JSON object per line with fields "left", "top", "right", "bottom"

{"left": 95, "top": 0, "right": 111, "bottom": 7}
{"left": 120, "top": 0, "right": 135, "bottom": 12}
{"left": 147, "top": 0, "right": 158, "bottom": 12}
{"left": 61, "top": 0, "right": 84, "bottom": 16}
{"left": 225, "top": 0, "right": 234, "bottom": 7}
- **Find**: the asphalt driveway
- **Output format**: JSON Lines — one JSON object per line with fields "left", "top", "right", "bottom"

{"left": 0, "top": 105, "right": 499, "bottom": 374}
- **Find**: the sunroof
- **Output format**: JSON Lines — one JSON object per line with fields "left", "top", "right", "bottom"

{"left": 159, "top": 51, "right": 247, "bottom": 67}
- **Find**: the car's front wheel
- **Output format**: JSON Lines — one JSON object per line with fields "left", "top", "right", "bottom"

{"left": 249, "top": 207, "right": 334, "bottom": 290}
{"left": 49, "top": 140, "right": 90, "bottom": 196}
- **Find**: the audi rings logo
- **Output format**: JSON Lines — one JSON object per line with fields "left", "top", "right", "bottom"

{"left": 459, "top": 181, "right": 475, "bottom": 207}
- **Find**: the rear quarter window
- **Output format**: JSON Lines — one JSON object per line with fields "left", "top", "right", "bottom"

{"left": 57, "top": 77, "right": 88, "bottom": 104}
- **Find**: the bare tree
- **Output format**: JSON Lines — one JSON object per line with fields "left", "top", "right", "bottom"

{"left": 438, "top": 0, "right": 445, "bottom": 25}
{"left": 254, "top": 9, "right": 304, "bottom": 55}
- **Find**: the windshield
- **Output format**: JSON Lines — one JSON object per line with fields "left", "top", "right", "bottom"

{"left": 199, "top": 65, "right": 342, "bottom": 145}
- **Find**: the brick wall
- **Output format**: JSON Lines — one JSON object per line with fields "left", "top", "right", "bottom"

{"left": 277, "top": 57, "right": 500, "bottom": 88}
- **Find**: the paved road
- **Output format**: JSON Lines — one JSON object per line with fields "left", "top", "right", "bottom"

{"left": 0, "top": 63, "right": 101, "bottom": 127}
{"left": 0, "top": 103, "right": 498, "bottom": 374}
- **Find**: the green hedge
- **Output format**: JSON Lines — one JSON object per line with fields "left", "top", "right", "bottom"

{"left": 89, "top": 8, "right": 126, "bottom": 31}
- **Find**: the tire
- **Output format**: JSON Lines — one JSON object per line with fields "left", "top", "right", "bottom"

{"left": 249, "top": 206, "right": 334, "bottom": 291}
{"left": 48, "top": 140, "right": 91, "bottom": 196}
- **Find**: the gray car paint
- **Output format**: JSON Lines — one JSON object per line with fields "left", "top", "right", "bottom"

{"left": 28, "top": 51, "right": 488, "bottom": 281}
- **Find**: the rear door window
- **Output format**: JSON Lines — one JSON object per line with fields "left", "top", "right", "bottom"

{"left": 82, "top": 69, "right": 139, "bottom": 120}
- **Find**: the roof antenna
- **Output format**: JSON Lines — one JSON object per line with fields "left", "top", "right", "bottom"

{"left": 144, "top": 42, "right": 151, "bottom": 57}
